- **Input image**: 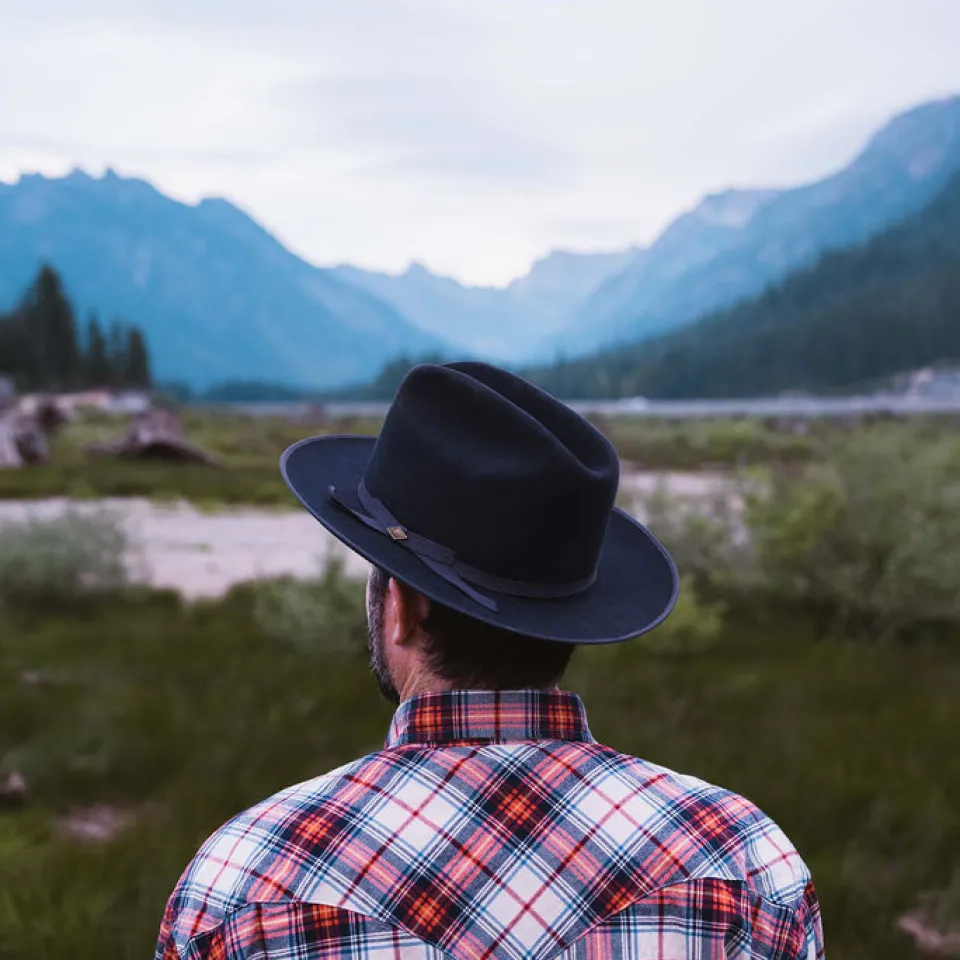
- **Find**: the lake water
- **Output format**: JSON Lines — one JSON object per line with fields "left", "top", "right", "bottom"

{"left": 201, "top": 395, "right": 960, "bottom": 420}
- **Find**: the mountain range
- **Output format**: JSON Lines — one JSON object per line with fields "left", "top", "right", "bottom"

{"left": 0, "top": 171, "right": 448, "bottom": 389}
{"left": 332, "top": 247, "right": 638, "bottom": 359}
{"left": 332, "top": 93, "right": 960, "bottom": 377}
{"left": 527, "top": 167, "right": 960, "bottom": 400}
{"left": 0, "top": 94, "right": 958, "bottom": 391}
{"left": 548, "top": 95, "right": 960, "bottom": 356}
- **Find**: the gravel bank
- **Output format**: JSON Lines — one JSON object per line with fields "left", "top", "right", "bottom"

{"left": 0, "top": 472, "right": 723, "bottom": 598}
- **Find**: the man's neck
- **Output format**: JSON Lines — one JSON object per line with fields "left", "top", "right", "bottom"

{"left": 397, "top": 676, "right": 560, "bottom": 702}
{"left": 397, "top": 669, "right": 454, "bottom": 703}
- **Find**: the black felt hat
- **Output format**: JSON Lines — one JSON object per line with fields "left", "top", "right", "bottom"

{"left": 281, "top": 361, "right": 678, "bottom": 644}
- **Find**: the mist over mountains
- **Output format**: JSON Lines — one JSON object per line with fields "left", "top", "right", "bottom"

{"left": 332, "top": 246, "right": 638, "bottom": 359}
{"left": 547, "top": 95, "right": 960, "bottom": 357}
{"left": 0, "top": 94, "right": 958, "bottom": 392}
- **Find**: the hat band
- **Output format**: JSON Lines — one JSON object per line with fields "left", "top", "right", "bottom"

{"left": 327, "top": 481, "right": 597, "bottom": 614}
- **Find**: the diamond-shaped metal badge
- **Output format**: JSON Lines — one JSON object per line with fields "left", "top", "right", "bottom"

{"left": 387, "top": 525, "right": 408, "bottom": 541}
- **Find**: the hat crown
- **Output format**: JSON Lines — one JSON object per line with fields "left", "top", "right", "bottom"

{"left": 364, "top": 362, "right": 619, "bottom": 585}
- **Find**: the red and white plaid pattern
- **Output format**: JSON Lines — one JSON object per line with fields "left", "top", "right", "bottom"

{"left": 157, "top": 690, "right": 824, "bottom": 959}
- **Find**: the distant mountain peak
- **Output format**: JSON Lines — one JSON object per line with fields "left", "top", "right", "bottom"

{"left": 509, "top": 245, "right": 641, "bottom": 303}
{"left": 693, "top": 188, "right": 781, "bottom": 228}
{"left": 65, "top": 166, "right": 96, "bottom": 183}
{"left": 195, "top": 195, "right": 258, "bottom": 223}
{"left": 197, "top": 195, "right": 238, "bottom": 211}
{"left": 19, "top": 167, "right": 128, "bottom": 188}
{"left": 402, "top": 260, "right": 435, "bottom": 279}
{"left": 853, "top": 93, "right": 960, "bottom": 180}
{"left": 527, "top": 245, "right": 643, "bottom": 270}
{"left": 8, "top": 170, "right": 56, "bottom": 187}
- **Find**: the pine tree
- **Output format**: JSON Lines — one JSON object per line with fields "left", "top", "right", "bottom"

{"left": 0, "top": 309, "right": 26, "bottom": 385}
{"left": 27, "top": 265, "right": 81, "bottom": 390}
{"left": 106, "top": 319, "right": 127, "bottom": 388}
{"left": 85, "top": 314, "right": 111, "bottom": 387}
{"left": 123, "top": 327, "right": 151, "bottom": 388}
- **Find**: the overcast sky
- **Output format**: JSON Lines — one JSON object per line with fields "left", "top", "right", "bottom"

{"left": 1, "top": 1, "right": 959, "bottom": 285}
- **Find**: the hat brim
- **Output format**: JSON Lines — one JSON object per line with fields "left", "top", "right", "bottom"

{"left": 280, "top": 435, "right": 679, "bottom": 645}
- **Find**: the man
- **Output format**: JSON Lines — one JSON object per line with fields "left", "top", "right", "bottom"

{"left": 157, "top": 362, "right": 824, "bottom": 959}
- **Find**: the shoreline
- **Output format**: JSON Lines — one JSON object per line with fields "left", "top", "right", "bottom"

{"left": 0, "top": 472, "right": 723, "bottom": 598}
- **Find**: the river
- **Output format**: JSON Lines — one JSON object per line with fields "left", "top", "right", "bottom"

{"left": 0, "top": 472, "right": 721, "bottom": 598}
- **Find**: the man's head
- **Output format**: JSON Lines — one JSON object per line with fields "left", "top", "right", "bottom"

{"left": 366, "top": 565, "right": 576, "bottom": 704}
{"left": 282, "top": 363, "right": 678, "bottom": 657}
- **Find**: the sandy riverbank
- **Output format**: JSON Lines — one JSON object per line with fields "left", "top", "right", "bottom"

{"left": 0, "top": 472, "right": 722, "bottom": 598}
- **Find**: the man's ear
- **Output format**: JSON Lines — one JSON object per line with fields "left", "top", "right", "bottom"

{"left": 387, "top": 578, "right": 431, "bottom": 647}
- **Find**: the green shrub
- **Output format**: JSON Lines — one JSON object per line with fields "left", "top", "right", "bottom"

{"left": 604, "top": 417, "right": 815, "bottom": 470}
{"left": 745, "top": 430, "right": 960, "bottom": 637}
{"left": 633, "top": 577, "right": 726, "bottom": 655}
{"left": 0, "top": 511, "right": 129, "bottom": 602}
{"left": 638, "top": 480, "right": 749, "bottom": 593}
{"left": 250, "top": 560, "right": 367, "bottom": 655}
{"left": 639, "top": 428, "right": 960, "bottom": 638}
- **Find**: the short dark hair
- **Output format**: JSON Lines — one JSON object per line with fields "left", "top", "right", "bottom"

{"left": 370, "top": 567, "right": 575, "bottom": 690}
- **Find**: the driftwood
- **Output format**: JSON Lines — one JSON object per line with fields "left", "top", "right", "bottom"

{"left": 898, "top": 910, "right": 960, "bottom": 956}
{"left": 0, "top": 418, "right": 23, "bottom": 467}
{"left": 0, "top": 398, "right": 67, "bottom": 468}
{"left": 89, "top": 409, "right": 220, "bottom": 466}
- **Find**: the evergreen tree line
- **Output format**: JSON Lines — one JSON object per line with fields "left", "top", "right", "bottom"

{"left": 525, "top": 170, "right": 960, "bottom": 401}
{"left": 0, "top": 265, "right": 151, "bottom": 392}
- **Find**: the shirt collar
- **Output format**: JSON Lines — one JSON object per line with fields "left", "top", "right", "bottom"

{"left": 385, "top": 689, "right": 595, "bottom": 748}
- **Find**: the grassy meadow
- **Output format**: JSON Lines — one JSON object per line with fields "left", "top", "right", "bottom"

{"left": 0, "top": 403, "right": 949, "bottom": 504}
{"left": 1, "top": 406, "right": 959, "bottom": 958}
{"left": 0, "top": 408, "right": 383, "bottom": 506}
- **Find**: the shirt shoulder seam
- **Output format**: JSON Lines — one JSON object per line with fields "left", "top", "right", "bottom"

{"left": 176, "top": 877, "right": 804, "bottom": 956}
{"left": 178, "top": 899, "right": 467, "bottom": 959}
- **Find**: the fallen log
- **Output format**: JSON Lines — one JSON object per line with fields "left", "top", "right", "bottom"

{"left": 88, "top": 409, "right": 221, "bottom": 466}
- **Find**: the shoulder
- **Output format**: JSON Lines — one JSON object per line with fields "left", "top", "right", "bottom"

{"left": 586, "top": 747, "right": 812, "bottom": 907}
{"left": 161, "top": 753, "right": 380, "bottom": 953}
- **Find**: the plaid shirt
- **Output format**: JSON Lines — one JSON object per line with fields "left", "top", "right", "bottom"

{"left": 157, "top": 690, "right": 824, "bottom": 959}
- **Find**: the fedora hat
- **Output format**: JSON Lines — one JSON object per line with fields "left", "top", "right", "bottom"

{"left": 281, "top": 362, "right": 678, "bottom": 644}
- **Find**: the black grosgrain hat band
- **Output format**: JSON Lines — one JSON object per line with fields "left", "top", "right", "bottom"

{"left": 328, "top": 481, "right": 598, "bottom": 613}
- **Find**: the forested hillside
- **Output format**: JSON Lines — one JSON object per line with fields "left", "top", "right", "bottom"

{"left": 0, "top": 265, "right": 150, "bottom": 392}
{"left": 528, "top": 170, "right": 960, "bottom": 400}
